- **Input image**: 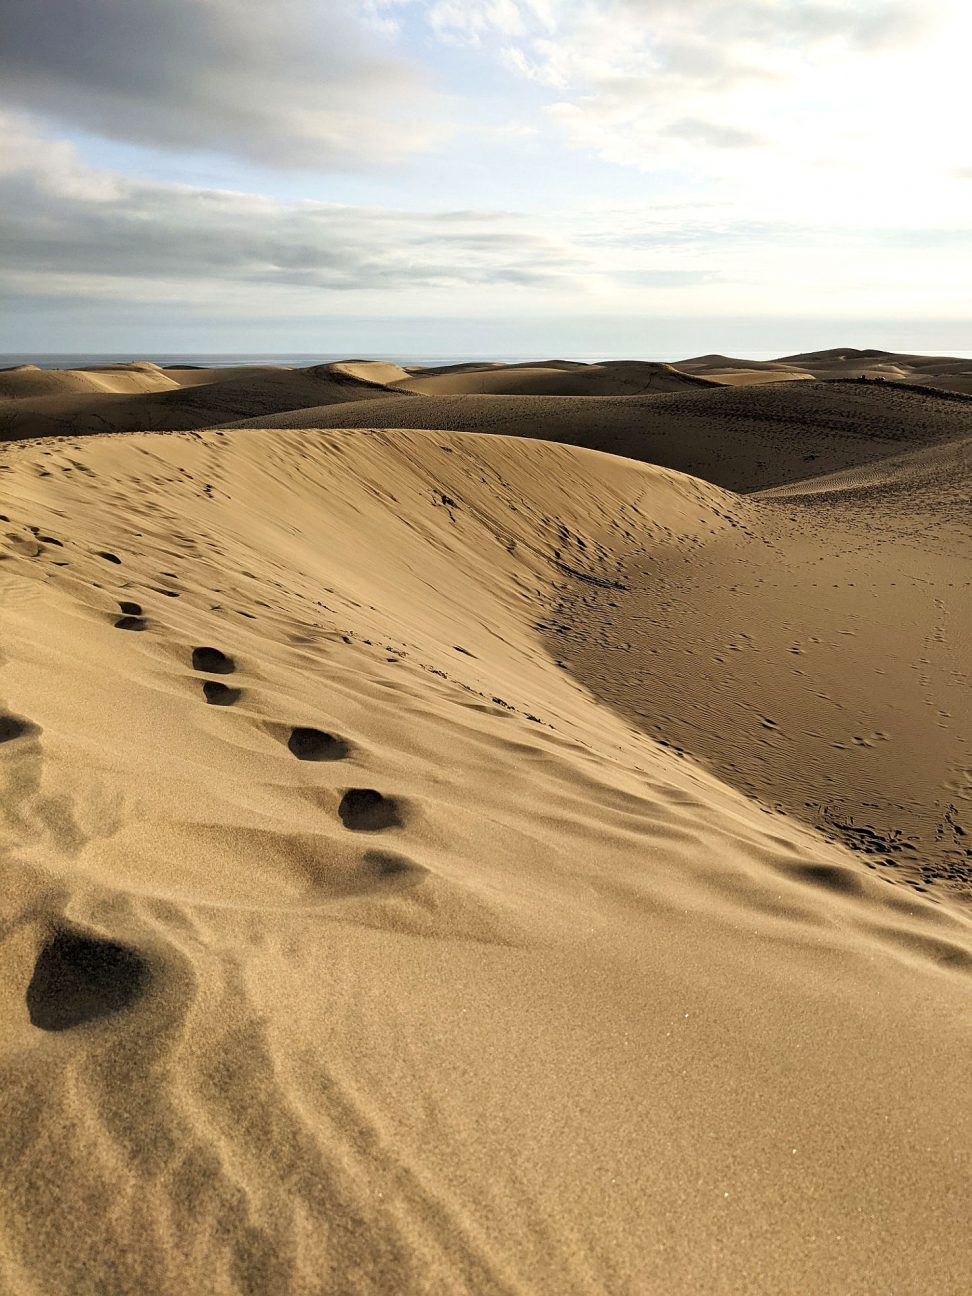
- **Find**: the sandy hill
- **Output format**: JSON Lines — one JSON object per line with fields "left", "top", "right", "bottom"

{"left": 0, "top": 363, "right": 402, "bottom": 442}
{"left": 680, "top": 348, "right": 972, "bottom": 394}
{"left": 1, "top": 418, "right": 969, "bottom": 1296}
{"left": 4, "top": 355, "right": 970, "bottom": 445}
{"left": 325, "top": 360, "right": 414, "bottom": 385}
{"left": 392, "top": 360, "right": 717, "bottom": 397}
{"left": 0, "top": 361, "right": 183, "bottom": 400}
{"left": 221, "top": 379, "right": 972, "bottom": 492}
{"left": 676, "top": 354, "right": 816, "bottom": 385}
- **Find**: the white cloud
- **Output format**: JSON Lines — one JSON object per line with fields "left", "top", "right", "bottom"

{"left": 0, "top": 114, "right": 586, "bottom": 312}
{"left": 3, "top": 108, "right": 968, "bottom": 330}
{"left": 395, "top": 0, "right": 971, "bottom": 230}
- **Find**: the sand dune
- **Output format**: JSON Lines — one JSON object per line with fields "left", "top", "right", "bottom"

{"left": 675, "top": 355, "right": 815, "bottom": 385}
{"left": 328, "top": 360, "right": 414, "bottom": 385}
{"left": 4, "top": 354, "right": 970, "bottom": 445}
{"left": 0, "top": 362, "right": 403, "bottom": 441}
{"left": 395, "top": 351, "right": 972, "bottom": 395}
{"left": 223, "top": 379, "right": 972, "bottom": 492}
{"left": 392, "top": 360, "right": 718, "bottom": 397}
{"left": 551, "top": 435, "right": 972, "bottom": 888}
{"left": 1, "top": 363, "right": 970, "bottom": 1294}
{"left": 680, "top": 348, "right": 972, "bottom": 394}
{"left": 0, "top": 361, "right": 182, "bottom": 400}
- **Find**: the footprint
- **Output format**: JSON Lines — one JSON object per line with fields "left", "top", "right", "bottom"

{"left": 26, "top": 930, "right": 150, "bottom": 1031}
{"left": 288, "top": 727, "right": 349, "bottom": 761}
{"left": 114, "top": 616, "right": 147, "bottom": 631}
{"left": 0, "top": 714, "right": 38, "bottom": 743}
{"left": 191, "top": 646, "right": 235, "bottom": 674}
{"left": 203, "top": 682, "right": 241, "bottom": 706}
{"left": 338, "top": 789, "right": 403, "bottom": 832}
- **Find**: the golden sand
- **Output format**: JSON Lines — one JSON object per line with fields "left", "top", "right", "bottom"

{"left": 1, "top": 356, "right": 969, "bottom": 1293}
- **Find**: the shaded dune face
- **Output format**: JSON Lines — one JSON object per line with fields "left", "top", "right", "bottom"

{"left": 546, "top": 429, "right": 972, "bottom": 889}
{"left": 0, "top": 410, "right": 969, "bottom": 1296}
{"left": 0, "top": 362, "right": 402, "bottom": 441}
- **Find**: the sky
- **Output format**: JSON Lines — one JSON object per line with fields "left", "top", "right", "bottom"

{"left": 1, "top": 0, "right": 970, "bottom": 357}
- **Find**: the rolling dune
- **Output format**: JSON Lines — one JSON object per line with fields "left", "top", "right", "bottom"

{"left": 4, "top": 354, "right": 970, "bottom": 445}
{"left": 0, "top": 362, "right": 183, "bottom": 400}
{"left": 0, "top": 362, "right": 404, "bottom": 442}
{"left": 1, "top": 365, "right": 970, "bottom": 1294}
{"left": 222, "top": 379, "right": 972, "bottom": 492}
{"left": 679, "top": 348, "right": 972, "bottom": 394}
{"left": 391, "top": 360, "right": 718, "bottom": 397}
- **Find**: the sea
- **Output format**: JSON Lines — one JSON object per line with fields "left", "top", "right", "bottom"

{"left": 3, "top": 351, "right": 971, "bottom": 371}
{"left": 0, "top": 353, "right": 667, "bottom": 370}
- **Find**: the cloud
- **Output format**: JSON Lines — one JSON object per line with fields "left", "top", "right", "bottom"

{"left": 0, "top": 115, "right": 583, "bottom": 307}
{"left": 411, "top": 0, "right": 556, "bottom": 42}
{"left": 3, "top": 88, "right": 969, "bottom": 343}
{"left": 394, "top": 0, "right": 964, "bottom": 208}
{"left": 407, "top": 0, "right": 940, "bottom": 84}
{"left": 0, "top": 0, "right": 446, "bottom": 168}
{"left": 664, "top": 119, "right": 765, "bottom": 150}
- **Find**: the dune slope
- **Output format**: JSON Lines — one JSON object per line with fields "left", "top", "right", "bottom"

{"left": 679, "top": 349, "right": 972, "bottom": 394}
{"left": 392, "top": 360, "right": 718, "bottom": 397}
{"left": 1, "top": 424, "right": 969, "bottom": 1295}
{"left": 547, "top": 433, "right": 972, "bottom": 887}
{"left": 0, "top": 363, "right": 404, "bottom": 442}
{"left": 222, "top": 380, "right": 972, "bottom": 492}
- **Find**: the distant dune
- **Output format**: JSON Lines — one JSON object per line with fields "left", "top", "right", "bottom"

{"left": 3, "top": 351, "right": 969, "bottom": 445}
{"left": 221, "top": 379, "right": 972, "bottom": 492}
{"left": 678, "top": 347, "right": 972, "bottom": 393}
{"left": 0, "top": 361, "right": 402, "bottom": 441}
{"left": 391, "top": 360, "right": 719, "bottom": 396}
{"left": 1, "top": 353, "right": 969, "bottom": 1295}
{"left": 0, "top": 361, "right": 182, "bottom": 399}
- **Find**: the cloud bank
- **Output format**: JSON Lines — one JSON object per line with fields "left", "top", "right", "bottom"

{"left": 0, "top": 115, "right": 583, "bottom": 311}
{"left": 0, "top": 0, "right": 445, "bottom": 167}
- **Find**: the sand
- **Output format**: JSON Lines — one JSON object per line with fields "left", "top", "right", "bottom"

{"left": 4, "top": 351, "right": 969, "bottom": 445}
{"left": 390, "top": 360, "right": 718, "bottom": 397}
{"left": 677, "top": 349, "right": 972, "bottom": 394}
{"left": 0, "top": 356, "right": 970, "bottom": 1295}
{"left": 0, "top": 362, "right": 403, "bottom": 442}
{"left": 222, "top": 378, "right": 972, "bottom": 492}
